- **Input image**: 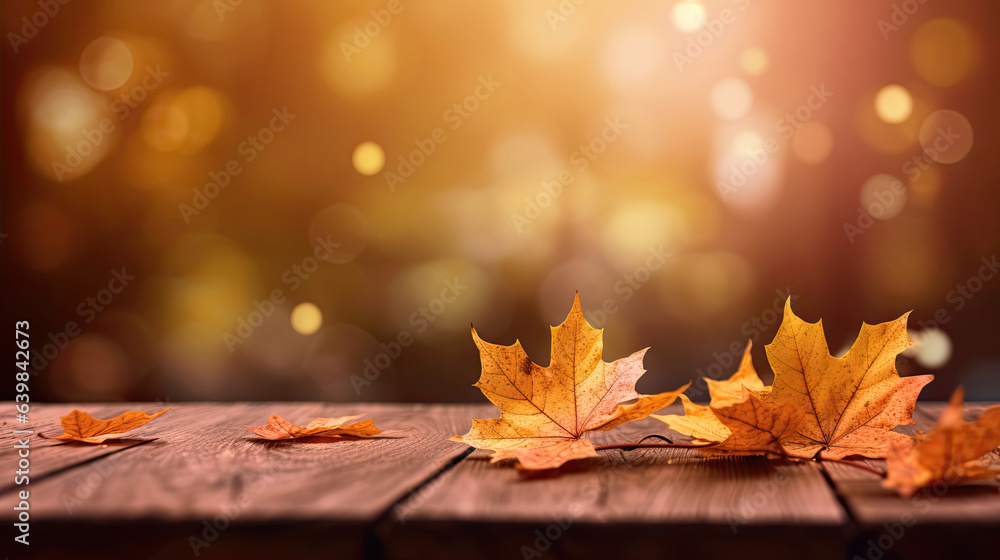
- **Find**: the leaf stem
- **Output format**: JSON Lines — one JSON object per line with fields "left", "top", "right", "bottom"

{"left": 593, "top": 442, "right": 718, "bottom": 451}
{"left": 592, "top": 438, "right": 886, "bottom": 477}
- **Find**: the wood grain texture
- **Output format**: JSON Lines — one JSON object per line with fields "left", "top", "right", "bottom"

{"left": 0, "top": 403, "right": 153, "bottom": 495}
{"left": 822, "top": 402, "right": 1000, "bottom": 559}
{"left": 4, "top": 401, "right": 998, "bottom": 560}
{"left": 3, "top": 402, "right": 485, "bottom": 559}
{"left": 383, "top": 404, "right": 850, "bottom": 560}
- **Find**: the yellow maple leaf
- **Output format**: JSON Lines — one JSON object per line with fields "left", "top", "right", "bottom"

{"left": 451, "top": 293, "right": 689, "bottom": 470}
{"left": 705, "top": 340, "right": 768, "bottom": 407}
{"left": 245, "top": 414, "right": 404, "bottom": 440}
{"left": 42, "top": 408, "right": 172, "bottom": 443}
{"left": 656, "top": 342, "right": 798, "bottom": 454}
{"left": 884, "top": 387, "right": 1000, "bottom": 497}
{"left": 763, "top": 299, "right": 933, "bottom": 459}
{"left": 654, "top": 394, "right": 731, "bottom": 442}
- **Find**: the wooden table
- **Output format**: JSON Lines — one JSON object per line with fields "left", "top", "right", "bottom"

{"left": 2, "top": 402, "right": 998, "bottom": 559}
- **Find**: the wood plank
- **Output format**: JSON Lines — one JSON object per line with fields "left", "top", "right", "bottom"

{"left": 0, "top": 403, "right": 154, "bottom": 495}
{"left": 2, "top": 402, "right": 486, "bottom": 559}
{"left": 822, "top": 402, "right": 1000, "bottom": 559}
{"left": 382, "top": 403, "right": 851, "bottom": 560}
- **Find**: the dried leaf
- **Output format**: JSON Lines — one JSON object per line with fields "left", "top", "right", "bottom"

{"left": 711, "top": 392, "right": 802, "bottom": 454}
{"left": 654, "top": 394, "right": 731, "bottom": 442}
{"left": 705, "top": 340, "right": 768, "bottom": 407}
{"left": 451, "top": 293, "right": 689, "bottom": 470}
{"left": 884, "top": 387, "right": 1000, "bottom": 497}
{"left": 763, "top": 299, "right": 933, "bottom": 459}
{"left": 245, "top": 414, "right": 405, "bottom": 440}
{"left": 42, "top": 408, "right": 172, "bottom": 443}
{"left": 656, "top": 342, "right": 798, "bottom": 454}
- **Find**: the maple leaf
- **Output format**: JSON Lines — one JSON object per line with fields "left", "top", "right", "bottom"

{"left": 656, "top": 342, "right": 800, "bottom": 454}
{"left": 451, "top": 293, "right": 689, "bottom": 470}
{"left": 655, "top": 394, "right": 731, "bottom": 442}
{"left": 763, "top": 299, "right": 933, "bottom": 459}
{"left": 41, "top": 408, "right": 172, "bottom": 443}
{"left": 245, "top": 414, "right": 405, "bottom": 440}
{"left": 884, "top": 387, "right": 1000, "bottom": 497}
{"left": 705, "top": 340, "right": 769, "bottom": 407}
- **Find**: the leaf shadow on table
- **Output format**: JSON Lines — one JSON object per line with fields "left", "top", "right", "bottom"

{"left": 467, "top": 448, "right": 806, "bottom": 483}
{"left": 241, "top": 435, "right": 409, "bottom": 447}
{"left": 42, "top": 437, "right": 157, "bottom": 448}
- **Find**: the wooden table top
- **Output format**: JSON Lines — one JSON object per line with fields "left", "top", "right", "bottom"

{"left": 2, "top": 402, "right": 998, "bottom": 560}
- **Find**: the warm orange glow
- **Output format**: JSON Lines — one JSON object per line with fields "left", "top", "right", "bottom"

{"left": 911, "top": 18, "right": 978, "bottom": 87}
{"left": 79, "top": 36, "right": 134, "bottom": 91}
{"left": 352, "top": 141, "right": 386, "bottom": 175}
{"left": 671, "top": 2, "right": 706, "bottom": 33}
{"left": 740, "top": 48, "right": 769, "bottom": 76}
{"left": 290, "top": 303, "right": 323, "bottom": 335}
{"left": 874, "top": 85, "right": 913, "bottom": 124}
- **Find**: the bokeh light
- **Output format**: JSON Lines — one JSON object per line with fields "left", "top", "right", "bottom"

{"left": 671, "top": 2, "right": 706, "bottom": 33}
{"left": 909, "top": 328, "right": 953, "bottom": 369}
{"left": 290, "top": 303, "right": 323, "bottom": 335}
{"left": 141, "top": 87, "right": 229, "bottom": 154}
{"left": 740, "top": 48, "right": 769, "bottom": 76}
{"left": 352, "top": 141, "right": 386, "bottom": 175}
{"left": 603, "top": 26, "right": 665, "bottom": 92}
{"left": 874, "top": 85, "right": 913, "bottom": 124}
{"left": 911, "top": 18, "right": 978, "bottom": 87}
{"left": 79, "top": 36, "right": 134, "bottom": 91}
{"left": 4, "top": 1, "right": 995, "bottom": 405}
{"left": 859, "top": 174, "right": 907, "bottom": 221}
{"left": 22, "top": 67, "right": 114, "bottom": 181}
{"left": 919, "top": 109, "right": 974, "bottom": 164}
{"left": 320, "top": 21, "right": 397, "bottom": 97}
{"left": 710, "top": 78, "right": 753, "bottom": 121}
{"left": 308, "top": 204, "right": 371, "bottom": 264}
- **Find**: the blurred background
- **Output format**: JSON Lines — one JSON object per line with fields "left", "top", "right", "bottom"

{"left": 2, "top": 0, "right": 998, "bottom": 403}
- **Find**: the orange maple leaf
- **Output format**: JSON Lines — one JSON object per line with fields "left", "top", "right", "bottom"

{"left": 763, "top": 299, "right": 933, "bottom": 459}
{"left": 451, "top": 294, "right": 689, "bottom": 470}
{"left": 656, "top": 341, "right": 800, "bottom": 454}
{"left": 884, "top": 387, "right": 1000, "bottom": 497}
{"left": 41, "top": 408, "right": 172, "bottom": 443}
{"left": 245, "top": 414, "right": 405, "bottom": 440}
